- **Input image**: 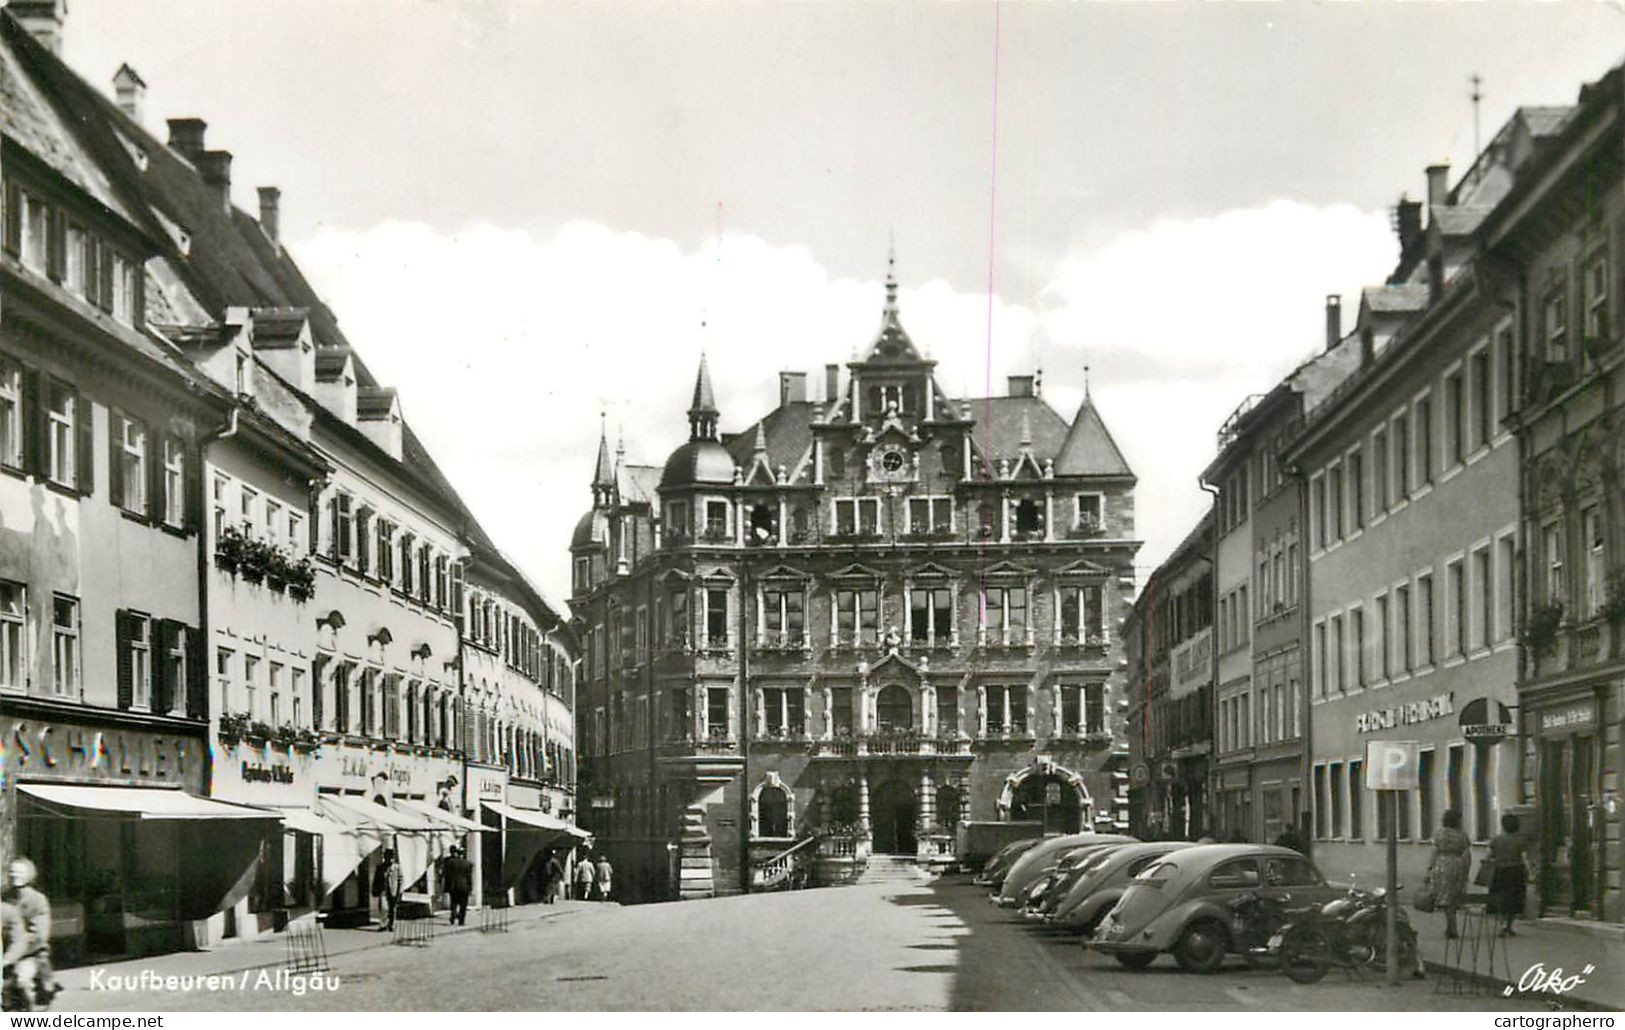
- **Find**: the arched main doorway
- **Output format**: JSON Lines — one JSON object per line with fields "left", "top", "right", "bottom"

{"left": 876, "top": 685, "right": 912, "bottom": 730}
{"left": 871, "top": 779, "right": 918, "bottom": 854}
{"left": 1012, "top": 774, "right": 1083, "bottom": 834}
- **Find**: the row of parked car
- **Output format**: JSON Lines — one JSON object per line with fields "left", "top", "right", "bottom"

{"left": 973, "top": 833, "right": 1420, "bottom": 981}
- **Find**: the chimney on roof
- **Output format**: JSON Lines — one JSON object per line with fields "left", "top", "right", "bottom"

{"left": 778, "top": 370, "right": 807, "bottom": 408}
{"left": 1007, "top": 375, "right": 1035, "bottom": 398}
{"left": 9, "top": 0, "right": 65, "bottom": 56}
{"left": 112, "top": 64, "right": 146, "bottom": 124}
{"left": 825, "top": 363, "right": 839, "bottom": 403}
{"left": 1324, "top": 294, "right": 1342, "bottom": 352}
{"left": 257, "top": 186, "right": 281, "bottom": 245}
{"left": 166, "top": 118, "right": 207, "bottom": 160}
{"left": 1425, "top": 162, "right": 1451, "bottom": 211}
{"left": 196, "top": 150, "right": 232, "bottom": 213}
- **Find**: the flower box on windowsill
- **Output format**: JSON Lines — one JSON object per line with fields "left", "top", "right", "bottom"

{"left": 1068, "top": 521, "right": 1103, "bottom": 539}
{"left": 700, "top": 529, "right": 733, "bottom": 544}
{"left": 1011, "top": 529, "right": 1046, "bottom": 543}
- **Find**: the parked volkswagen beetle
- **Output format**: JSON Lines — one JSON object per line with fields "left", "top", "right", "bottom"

{"left": 973, "top": 836, "right": 1044, "bottom": 889}
{"left": 1027, "top": 843, "right": 1135, "bottom": 918}
{"left": 996, "top": 833, "right": 1136, "bottom": 907}
{"left": 1089, "top": 844, "right": 1335, "bottom": 972}
{"left": 1048, "top": 841, "right": 1197, "bottom": 933}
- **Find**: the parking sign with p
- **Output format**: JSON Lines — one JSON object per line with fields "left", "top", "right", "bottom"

{"left": 1364, "top": 739, "right": 1421, "bottom": 790}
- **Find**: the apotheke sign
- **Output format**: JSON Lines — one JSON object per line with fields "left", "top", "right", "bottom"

{"left": 1355, "top": 693, "right": 1454, "bottom": 734}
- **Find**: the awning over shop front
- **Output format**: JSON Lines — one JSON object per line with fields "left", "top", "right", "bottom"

{"left": 397, "top": 798, "right": 494, "bottom": 833}
{"left": 19, "top": 784, "right": 281, "bottom": 820}
{"left": 483, "top": 801, "right": 591, "bottom": 889}
{"left": 18, "top": 784, "right": 275, "bottom": 920}
{"left": 319, "top": 793, "right": 449, "bottom": 834}
{"left": 482, "top": 800, "right": 590, "bottom": 840}
{"left": 315, "top": 794, "right": 452, "bottom": 897}
{"left": 276, "top": 806, "right": 352, "bottom": 837}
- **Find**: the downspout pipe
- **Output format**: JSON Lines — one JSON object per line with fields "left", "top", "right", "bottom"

{"left": 1198, "top": 480, "right": 1220, "bottom": 840}
{"left": 196, "top": 404, "right": 240, "bottom": 796}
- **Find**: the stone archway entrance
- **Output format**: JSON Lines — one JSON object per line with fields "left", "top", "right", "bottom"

{"left": 871, "top": 779, "right": 917, "bottom": 854}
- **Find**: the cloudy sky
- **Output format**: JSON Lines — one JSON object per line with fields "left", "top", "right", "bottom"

{"left": 59, "top": 0, "right": 1625, "bottom": 606}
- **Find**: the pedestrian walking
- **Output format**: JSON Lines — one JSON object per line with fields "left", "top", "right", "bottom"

{"left": 543, "top": 851, "right": 565, "bottom": 905}
{"left": 1427, "top": 809, "right": 1471, "bottom": 938}
{"left": 443, "top": 846, "right": 474, "bottom": 926}
{"left": 1487, "top": 813, "right": 1530, "bottom": 936}
{"left": 374, "top": 849, "right": 404, "bottom": 931}
{"left": 595, "top": 855, "right": 614, "bottom": 902}
{"left": 574, "top": 853, "right": 596, "bottom": 901}
{"left": 3, "top": 857, "right": 55, "bottom": 1009}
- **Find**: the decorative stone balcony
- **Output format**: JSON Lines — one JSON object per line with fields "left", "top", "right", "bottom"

{"left": 655, "top": 734, "right": 744, "bottom": 783}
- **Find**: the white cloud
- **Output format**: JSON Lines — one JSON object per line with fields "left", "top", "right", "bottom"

{"left": 292, "top": 200, "right": 1394, "bottom": 605}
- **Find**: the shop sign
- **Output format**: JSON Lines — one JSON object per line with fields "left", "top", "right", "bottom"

{"left": 1355, "top": 693, "right": 1454, "bottom": 734}
{"left": 241, "top": 761, "right": 296, "bottom": 785}
{"left": 1540, "top": 702, "right": 1596, "bottom": 734}
{"left": 319, "top": 741, "right": 456, "bottom": 796}
{"left": 2, "top": 716, "right": 203, "bottom": 790}
{"left": 1170, "top": 629, "right": 1212, "bottom": 697}
{"left": 1458, "top": 698, "right": 1514, "bottom": 745}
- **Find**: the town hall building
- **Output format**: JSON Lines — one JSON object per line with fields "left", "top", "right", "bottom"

{"left": 570, "top": 262, "right": 1140, "bottom": 900}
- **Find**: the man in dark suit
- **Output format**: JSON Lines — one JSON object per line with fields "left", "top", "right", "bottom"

{"left": 443, "top": 846, "right": 475, "bottom": 926}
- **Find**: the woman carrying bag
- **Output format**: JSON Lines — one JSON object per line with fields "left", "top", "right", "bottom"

{"left": 1425, "top": 809, "right": 1471, "bottom": 938}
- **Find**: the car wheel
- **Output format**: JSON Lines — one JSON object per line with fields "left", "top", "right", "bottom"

{"left": 1173, "top": 919, "right": 1230, "bottom": 974}
{"left": 1114, "top": 952, "right": 1157, "bottom": 970}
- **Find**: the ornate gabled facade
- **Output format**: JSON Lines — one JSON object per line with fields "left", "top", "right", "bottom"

{"left": 571, "top": 260, "right": 1141, "bottom": 900}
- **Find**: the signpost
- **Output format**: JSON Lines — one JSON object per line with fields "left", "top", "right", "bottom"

{"left": 1365, "top": 739, "right": 1420, "bottom": 988}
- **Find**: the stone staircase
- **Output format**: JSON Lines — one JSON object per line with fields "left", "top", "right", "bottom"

{"left": 857, "top": 854, "right": 927, "bottom": 887}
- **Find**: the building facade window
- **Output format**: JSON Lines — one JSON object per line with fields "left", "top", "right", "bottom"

{"left": 0, "top": 357, "right": 20, "bottom": 470}
{"left": 51, "top": 595, "right": 78, "bottom": 697}
{"left": 705, "top": 587, "right": 729, "bottom": 647}
{"left": 909, "top": 585, "right": 952, "bottom": 646}
{"left": 46, "top": 380, "right": 75, "bottom": 488}
{"left": 0, "top": 581, "right": 22, "bottom": 691}
{"left": 836, "top": 587, "right": 879, "bottom": 646}
{"left": 983, "top": 586, "right": 1027, "bottom": 645}
{"left": 763, "top": 586, "right": 805, "bottom": 646}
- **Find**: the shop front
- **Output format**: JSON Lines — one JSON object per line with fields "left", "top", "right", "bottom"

{"left": 207, "top": 735, "right": 323, "bottom": 942}
{"left": 468, "top": 763, "right": 509, "bottom": 907}
{"left": 1314, "top": 685, "right": 1520, "bottom": 891}
{"left": 4, "top": 710, "right": 276, "bottom": 966}
{"left": 311, "top": 740, "right": 463, "bottom": 926}
{"left": 1524, "top": 686, "right": 1620, "bottom": 921}
{"left": 481, "top": 799, "right": 590, "bottom": 906}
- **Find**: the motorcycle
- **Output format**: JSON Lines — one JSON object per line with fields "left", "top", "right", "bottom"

{"left": 1270, "top": 884, "right": 1420, "bottom": 984}
{"left": 1228, "top": 889, "right": 1319, "bottom": 966}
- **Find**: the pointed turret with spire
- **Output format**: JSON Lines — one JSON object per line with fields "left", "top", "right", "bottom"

{"left": 591, "top": 414, "right": 615, "bottom": 508}
{"left": 688, "top": 353, "right": 720, "bottom": 441}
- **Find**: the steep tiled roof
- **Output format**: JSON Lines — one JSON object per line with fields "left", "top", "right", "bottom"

{"left": 1054, "top": 395, "right": 1134, "bottom": 478}
{"left": 957, "top": 396, "right": 1069, "bottom": 462}
{"left": 1, "top": 14, "right": 570, "bottom": 627}
{"left": 723, "top": 400, "right": 817, "bottom": 475}
{"left": 617, "top": 464, "right": 662, "bottom": 507}
{"left": 0, "top": 21, "right": 141, "bottom": 226}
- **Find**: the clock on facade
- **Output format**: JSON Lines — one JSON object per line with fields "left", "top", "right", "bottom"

{"left": 871, "top": 446, "right": 912, "bottom": 482}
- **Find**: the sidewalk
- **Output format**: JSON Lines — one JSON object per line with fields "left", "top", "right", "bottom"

{"left": 1409, "top": 907, "right": 1623, "bottom": 1011}
{"left": 53, "top": 899, "right": 601, "bottom": 997}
